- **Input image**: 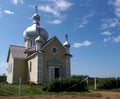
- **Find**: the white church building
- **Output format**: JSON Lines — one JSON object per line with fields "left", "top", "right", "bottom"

{"left": 7, "top": 7, "right": 72, "bottom": 84}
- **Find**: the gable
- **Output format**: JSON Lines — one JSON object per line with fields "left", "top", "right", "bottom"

{"left": 43, "top": 36, "right": 66, "bottom": 52}
{"left": 42, "top": 36, "right": 66, "bottom": 68}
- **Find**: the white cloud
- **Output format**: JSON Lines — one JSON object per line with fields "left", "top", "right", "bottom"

{"left": 39, "top": 5, "right": 60, "bottom": 17}
{"left": 38, "top": 0, "right": 73, "bottom": 24}
{"left": 101, "top": 31, "right": 113, "bottom": 36}
{"left": 4, "top": 10, "right": 14, "bottom": 15}
{"left": 101, "top": 18, "right": 120, "bottom": 29}
{"left": 109, "top": 0, "right": 120, "bottom": 18}
{"left": 113, "top": 35, "right": 120, "bottom": 42}
{"left": 11, "top": 0, "right": 24, "bottom": 5}
{"left": 103, "top": 35, "right": 120, "bottom": 43}
{"left": 104, "top": 37, "right": 111, "bottom": 42}
{"left": 54, "top": 0, "right": 73, "bottom": 11}
{"left": 48, "top": 19, "right": 62, "bottom": 24}
{"left": 72, "top": 40, "right": 92, "bottom": 48}
{"left": 78, "top": 13, "right": 93, "bottom": 28}
{"left": 38, "top": 0, "right": 73, "bottom": 17}
{"left": 78, "top": 20, "right": 88, "bottom": 28}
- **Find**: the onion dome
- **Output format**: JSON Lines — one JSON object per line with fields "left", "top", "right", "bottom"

{"left": 23, "top": 24, "right": 48, "bottom": 42}
{"left": 23, "top": 6, "right": 48, "bottom": 42}
{"left": 63, "top": 34, "right": 70, "bottom": 47}
{"left": 32, "top": 13, "right": 40, "bottom": 25}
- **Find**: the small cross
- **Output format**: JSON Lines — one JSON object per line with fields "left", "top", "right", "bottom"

{"left": 35, "top": 5, "right": 38, "bottom": 13}
{"left": 65, "top": 34, "right": 68, "bottom": 41}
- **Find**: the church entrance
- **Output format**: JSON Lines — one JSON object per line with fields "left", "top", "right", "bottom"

{"left": 48, "top": 59, "right": 62, "bottom": 81}
{"left": 49, "top": 66, "right": 60, "bottom": 81}
{"left": 55, "top": 68, "right": 59, "bottom": 78}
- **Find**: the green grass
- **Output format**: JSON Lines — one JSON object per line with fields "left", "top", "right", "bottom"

{"left": 0, "top": 83, "right": 44, "bottom": 96}
{"left": 0, "top": 82, "right": 102, "bottom": 98}
{"left": 0, "top": 83, "right": 18, "bottom": 95}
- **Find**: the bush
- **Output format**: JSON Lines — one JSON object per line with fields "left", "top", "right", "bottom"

{"left": 0, "top": 76, "right": 6, "bottom": 82}
{"left": 43, "top": 78, "right": 88, "bottom": 92}
{"left": 98, "top": 78, "right": 120, "bottom": 89}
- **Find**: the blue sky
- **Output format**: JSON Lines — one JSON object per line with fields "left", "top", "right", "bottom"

{"left": 0, "top": 0, "right": 120, "bottom": 77}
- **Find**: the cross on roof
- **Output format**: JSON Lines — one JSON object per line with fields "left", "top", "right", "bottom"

{"left": 35, "top": 5, "right": 38, "bottom": 14}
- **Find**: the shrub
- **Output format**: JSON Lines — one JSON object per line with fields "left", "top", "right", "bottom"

{"left": 0, "top": 76, "right": 6, "bottom": 82}
{"left": 98, "top": 78, "right": 120, "bottom": 89}
{"left": 43, "top": 78, "right": 88, "bottom": 92}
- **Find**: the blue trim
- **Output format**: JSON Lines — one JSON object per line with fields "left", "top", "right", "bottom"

{"left": 48, "top": 59, "right": 61, "bottom": 65}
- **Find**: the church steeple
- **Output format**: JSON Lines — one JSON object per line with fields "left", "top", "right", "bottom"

{"left": 32, "top": 6, "right": 40, "bottom": 25}
{"left": 63, "top": 34, "right": 70, "bottom": 54}
{"left": 63, "top": 34, "right": 72, "bottom": 78}
{"left": 23, "top": 5, "right": 48, "bottom": 49}
{"left": 64, "top": 34, "right": 70, "bottom": 47}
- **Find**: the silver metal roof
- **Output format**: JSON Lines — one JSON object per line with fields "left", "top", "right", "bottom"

{"left": 23, "top": 11, "right": 48, "bottom": 42}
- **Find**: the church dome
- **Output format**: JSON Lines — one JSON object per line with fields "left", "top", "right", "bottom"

{"left": 63, "top": 34, "right": 70, "bottom": 47}
{"left": 23, "top": 7, "right": 48, "bottom": 42}
{"left": 23, "top": 24, "right": 48, "bottom": 42}
{"left": 63, "top": 41, "right": 70, "bottom": 47}
{"left": 32, "top": 13, "right": 40, "bottom": 25}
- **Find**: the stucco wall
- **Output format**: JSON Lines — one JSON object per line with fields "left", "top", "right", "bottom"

{"left": 27, "top": 54, "right": 38, "bottom": 83}
{"left": 7, "top": 52, "right": 13, "bottom": 83}
{"left": 13, "top": 58, "right": 26, "bottom": 83}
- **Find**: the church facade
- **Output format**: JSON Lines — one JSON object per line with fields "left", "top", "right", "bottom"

{"left": 7, "top": 8, "right": 72, "bottom": 84}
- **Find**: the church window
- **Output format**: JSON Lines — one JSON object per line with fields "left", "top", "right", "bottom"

{"left": 30, "top": 39, "right": 35, "bottom": 48}
{"left": 51, "top": 46, "right": 58, "bottom": 54}
{"left": 30, "top": 61, "right": 32, "bottom": 72}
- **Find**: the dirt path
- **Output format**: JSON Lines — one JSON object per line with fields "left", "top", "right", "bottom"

{"left": 0, "top": 91, "right": 120, "bottom": 99}
{"left": 98, "top": 91, "right": 120, "bottom": 99}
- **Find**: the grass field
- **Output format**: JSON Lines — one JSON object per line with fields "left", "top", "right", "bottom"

{"left": 1, "top": 82, "right": 120, "bottom": 99}
{"left": 0, "top": 76, "right": 120, "bottom": 98}
{"left": 0, "top": 82, "right": 102, "bottom": 98}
